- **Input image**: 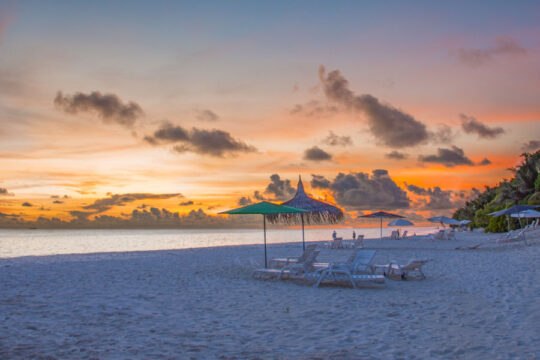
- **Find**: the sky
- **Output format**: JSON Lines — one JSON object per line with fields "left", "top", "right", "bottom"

{"left": 1, "top": 0, "right": 539, "bottom": 228}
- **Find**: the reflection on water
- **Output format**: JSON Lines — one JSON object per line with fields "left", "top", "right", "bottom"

{"left": 0, "top": 227, "right": 437, "bottom": 258}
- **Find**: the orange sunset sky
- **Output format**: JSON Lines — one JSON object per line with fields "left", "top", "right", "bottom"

{"left": 1, "top": 1, "right": 539, "bottom": 228}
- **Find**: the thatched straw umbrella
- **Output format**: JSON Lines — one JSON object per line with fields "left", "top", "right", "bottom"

{"left": 267, "top": 176, "right": 344, "bottom": 250}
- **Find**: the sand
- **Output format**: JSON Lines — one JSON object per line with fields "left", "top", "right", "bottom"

{"left": 1, "top": 232, "right": 539, "bottom": 359}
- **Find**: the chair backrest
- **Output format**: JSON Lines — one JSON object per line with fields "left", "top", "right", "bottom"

{"left": 402, "top": 259, "right": 429, "bottom": 270}
{"left": 298, "top": 244, "right": 317, "bottom": 262}
{"left": 401, "top": 230, "right": 408, "bottom": 239}
{"left": 302, "top": 250, "right": 320, "bottom": 272}
{"left": 352, "top": 249, "right": 376, "bottom": 266}
{"left": 332, "top": 238, "right": 343, "bottom": 249}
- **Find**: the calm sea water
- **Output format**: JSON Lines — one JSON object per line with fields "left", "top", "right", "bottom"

{"left": 0, "top": 226, "right": 437, "bottom": 258}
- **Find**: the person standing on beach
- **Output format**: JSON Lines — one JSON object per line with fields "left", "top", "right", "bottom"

{"left": 352, "top": 231, "right": 356, "bottom": 240}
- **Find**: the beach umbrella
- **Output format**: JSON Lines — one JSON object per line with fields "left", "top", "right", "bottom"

{"left": 510, "top": 209, "right": 540, "bottom": 218}
{"left": 266, "top": 177, "right": 343, "bottom": 251}
{"left": 428, "top": 216, "right": 460, "bottom": 227}
{"left": 359, "top": 211, "right": 404, "bottom": 240}
{"left": 489, "top": 205, "right": 540, "bottom": 231}
{"left": 459, "top": 220, "right": 471, "bottom": 226}
{"left": 220, "top": 201, "right": 308, "bottom": 267}
{"left": 388, "top": 219, "right": 414, "bottom": 226}
{"left": 388, "top": 219, "right": 414, "bottom": 236}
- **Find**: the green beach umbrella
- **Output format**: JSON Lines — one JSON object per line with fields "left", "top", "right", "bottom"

{"left": 220, "top": 201, "right": 308, "bottom": 267}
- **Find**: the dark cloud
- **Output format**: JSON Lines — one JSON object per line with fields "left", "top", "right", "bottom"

{"left": 304, "top": 146, "right": 332, "bottom": 161}
{"left": 50, "top": 195, "right": 60, "bottom": 199}
{"left": 22, "top": 202, "right": 32, "bottom": 207}
{"left": 54, "top": 91, "right": 143, "bottom": 128}
{"left": 311, "top": 174, "right": 331, "bottom": 189}
{"left": 195, "top": 109, "right": 219, "bottom": 122}
{"left": 83, "top": 193, "right": 181, "bottom": 215}
{"left": 419, "top": 146, "right": 474, "bottom": 167}
{"left": 237, "top": 196, "right": 252, "bottom": 206}
{"left": 430, "top": 124, "right": 456, "bottom": 144}
{"left": 521, "top": 140, "right": 540, "bottom": 152}
{"left": 253, "top": 191, "right": 267, "bottom": 201}
{"left": 289, "top": 101, "right": 338, "bottom": 118}
{"left": 0, "top": 187, "right": 13, "bottom": 196}
{"left": 264, "top": 174, "right": 296, "bottom": 201}
{"left": 405, "top": 183, "right": 457, "bottom": 210}
{"left": 460, "top": 114, "right": 505, "bottom": 139}
{"left": 53, "top": 200, "right": 64, "bottom": 204}
{"left": 329, "top": 170, "right": 410, "bottom": 210}
{"left": 478, "top": 158, "right": 492, "bottom": 166}
{"left": 179, "top": 201, "right": 194, "bottom": 206}
{"left": 385, "top": 151, "right": 408, "bottom": 160}
{"left": 319, "top": 66, "right": 429, "bottom": 148}
{"left": 145, "top": 122, "right": 256, "bottom": 157}
{"left": 455, "top": 38, "right": 527, "bottom": 67}
{"left": 323, "top": 131, "right": 353, "bottom": 146}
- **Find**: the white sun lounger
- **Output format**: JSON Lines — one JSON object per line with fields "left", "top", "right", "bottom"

{"left": 269, "top": 244, "right": 317, "bottom": 269}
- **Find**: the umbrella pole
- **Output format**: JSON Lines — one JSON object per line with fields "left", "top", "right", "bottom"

{"left": 301, "top": 213, "right": 305, "bottom": 252}
{"left": 380, "top": 218, "right": 382, "bottom": 240}
{"left": 263, "top": 215, "right": 267, "bottom": 268}
{"left": 507, "top": 215, "right": 510, "bottom": 232}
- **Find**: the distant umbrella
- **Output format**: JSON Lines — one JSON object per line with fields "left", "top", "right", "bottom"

{"left": 267, "top": 176, "right": 343, "bottom": 251}
{"left": 458, "top": 220, "right": 471, "bottom": 226}
{"left": 510, "top": 209, "right": 540, "bottom": 218}
{"left": 388, "top": 219, "right": 414, "bottom": 227}
{"left": 428, "top": 216, "right": 460, "bottom": 226}
{"left": 220, "top": 201, "right": 308, "bottom": 267}
{"left": 489, "top": 205, "right": 540, "bottom": 231}
{"left": 359, "top": 211, "right": 404, "bottom": 240}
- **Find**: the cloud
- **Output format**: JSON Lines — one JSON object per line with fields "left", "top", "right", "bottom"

{"left": 145, "top": 122, "right": 257, "bottom": 157}
{"left": 304, "top": 146, "right": 332, "bottom": 161}
{"left": 521, "top": 140, "right": 540, "bottom": 152}
{"left": 430, "top": 124, "right": 456, "bottom": 144}
{"left": 22, "top": 202, "right": 32, "bottom": 207}
{"left": 460, "top": 114, "right": 505, "bottom": 139}
{"left": 289, "top": 101, "right": 338, "bottom": 118}
{"left": 318, "top": 66, "right": 429, "bottom": 148}
{"left": 455, "top": 38, "right": 527, "bottom": 67}
{"left": 323, "top": 131, "right": 353, "bottom": 146}
{"left": 264, "top": 174, "right": 296, "bottom": 201}
{"left": 53, "top": 200, "right": 64, "bottom": 204}
{"left": 82, "top": 193, "right": 181, "bottom": 216}
{"left": 179, "top": 200, "right": 194, "bottom": 206}
{"left": 405, "top": 183, "right": 457, "bottom": 210}
{"left": 478, "top": 158, "right": 492, "bottom": 166}
{"left": 195, "top": 109, "right": 219, "bottom": 122}
{"left": 311, "top": 174, "right": 331, "bottom": 189}
{"left": 237, "top": 196, "right": 253, "bottom": 206}
{"left": 54, "top": 91, "right": 144, "bottom": 128}
{"left": 329, "top": 170, "right": 410, "bottom": 210}
{"left": 0, "top": 187, "right": 13, "bottom": 196}
{"left": 419, "top": 146, "right": 474, "bottom": 167}
{"left": 385, "top": 151, "right": 408, "bottom": 160}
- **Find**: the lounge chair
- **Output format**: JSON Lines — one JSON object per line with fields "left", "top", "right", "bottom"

{"left": 390, "top": 230, "right": 399, "bottom": 240}
{"left": 308, "top": 250, "right": 384, "bottom": 288}
{"left": 253, "top": 250, "right": 320, "bottom": 280}
{"left": 269, "top": 244, "right": 317, "bottom": 269}
{"left": 330, "top": 238, "right": 344, "bottom": 249}
{"left": 400, "top": 230, "right": 408, "bottom": 239}
{"left": 377, "top": 259, "right": 430, "bottom": 280}
{"left": 352, "top": 235, "right": 364, "bottom": 249}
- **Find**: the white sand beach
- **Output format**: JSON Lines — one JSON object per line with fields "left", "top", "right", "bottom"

{"left": 1, "top": 232, "right": 539, "bottom": 359}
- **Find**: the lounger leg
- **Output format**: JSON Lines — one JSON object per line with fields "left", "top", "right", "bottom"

{"left": 314, "top": 270, "right": 326, "bottom": 288}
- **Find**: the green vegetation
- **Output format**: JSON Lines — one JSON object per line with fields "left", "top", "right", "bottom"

{"left": 453, "top": 150, "right": 540, "bottom": 232}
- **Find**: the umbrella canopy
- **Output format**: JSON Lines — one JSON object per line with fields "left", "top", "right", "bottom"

{"left": 489, "top": 205, "right": 540, "bottom": 231}
{"left": 488, "top": 205, "right": 540, "bottom": 217}
{"left": 510, "top": 209, "right": 540, "bottom": 218}
{"left": 359, "top": 211, "right": 405, "bottom": 240}
{"left": 220, "top": 201, "right": 308, "bottom": 267}
{"left": 459, "top": 220, "right": 472, "bottom": 225}
{"left": 428, "top": 216, "right": 460, "bottom": 226}
{"left": 388, "top": 219, "right": 414, "bottom": 226}
{"left": 267, "top": 177, "right": 343, "bottom": 250}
